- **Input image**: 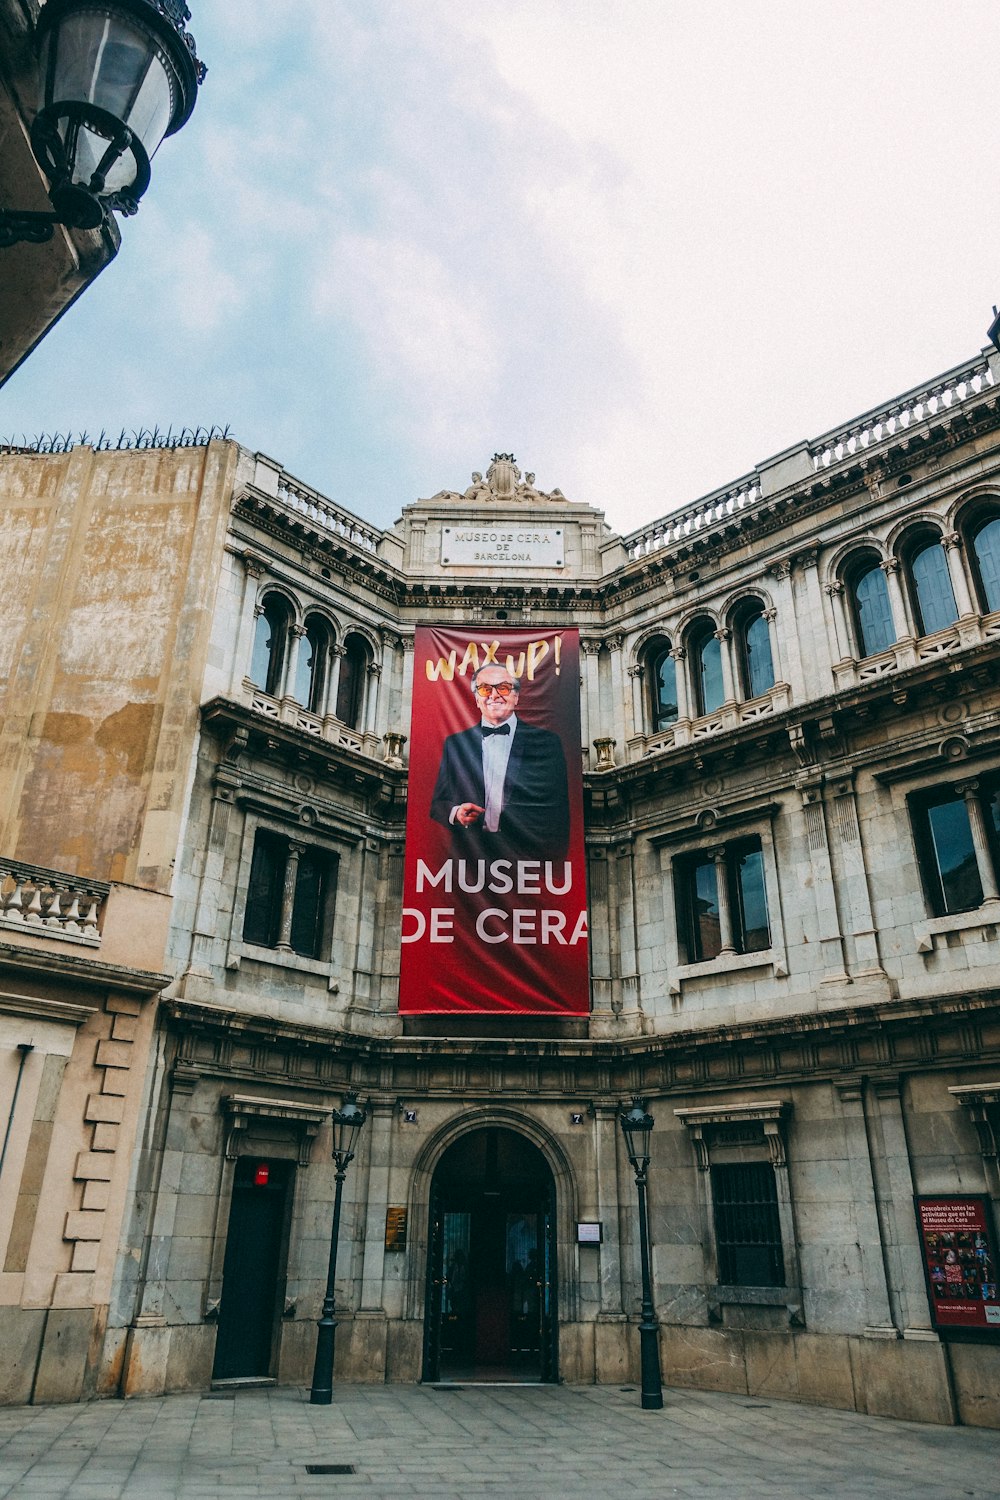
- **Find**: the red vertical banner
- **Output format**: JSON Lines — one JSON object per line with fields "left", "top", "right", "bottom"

{"left": 399, "top": 627, "right": 588, "bottom": 1015}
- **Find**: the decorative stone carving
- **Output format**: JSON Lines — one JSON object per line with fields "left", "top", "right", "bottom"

{"left": 593, "top": 737, "right": 617, "bottom": 770}
{"left": 438, "top": 454, "right": 566, "bottom": 505}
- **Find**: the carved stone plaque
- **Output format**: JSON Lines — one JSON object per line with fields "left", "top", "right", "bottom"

{"left": 441, "top": 523, "right": 565, "bottom": 568}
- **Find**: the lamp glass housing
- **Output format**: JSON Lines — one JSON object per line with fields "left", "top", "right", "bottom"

{"left": 620, "top": 1099, "right": 655, "bottom": 1171}
{"left": 38, "top": 7, "right": 181, "bottom": 197}
{"left": 331, "top": 1096, "right": 367, "bottom": 1167}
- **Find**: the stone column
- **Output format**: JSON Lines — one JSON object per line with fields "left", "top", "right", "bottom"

{"left": 400, "top": 637, "right": 415, "bottom": 735}
{"left": 767, "top": 560, "right": 806, "bottom": 701}
{"left": 587, "top": 850, "right": 613, "bottom": 1019}
{"left": 364, "top": 662, "right": 382, "bottom": 741}
{"left": 606, "top": 634, "right": 628, "bottom": 748}
{"left": 824, "top": 581, "right": 851, "bottom": 661}
{"left": 796, "top": 548, "right": 833, "bottom": 697}
{"left": 669, "top": 647, "right": 689, "bottom": 723}
{"left": 880, "top": 558, "right": 914, "bottom": 641}
{"left": 285, "top": 624, "right": 306, "bottom": 703}
{"left": 866, "top": 1081, "right": 934, "bottom": 1335}
{"left": 359, "top": 1099, "right": 396, "bottom": 1311}
{"left": 799, "top": 781, "right": 848, "bottom": 981}
{"left": 708, "top": 847, "right": 735, "bottom": 955}
{"left": 835, "top": 1081, "right": 896, "bottom": 1336}
{"left": 275, "top": 843, "right": 303, "bottom": 951}
{"left": 828, "top": 776, "right": 884, "bottom": 977}
{"left": 956, "top": 782, "right": 1000, "bottom": 903}
{"left": 181, "top": 788, "right": 236, "bottom": 982}
{"left": 943, "top": 531, "right": 976, "bottom": 618}
{"left": 231, "top": 555, "right": 265, "bottom": 694}
{"left": 612, "top": 840, "right": 640, "bottom": 1021}
{"left": 122, "top": 1065, "right": 203, "bottom": 1393}
{"left": 592, "top": 1104, "right": 628, "bottom": 1381}
{"left": 581, "top": 639, "right": 601, "bottom": 760}
{"left": 326, "top": 645, "right": 345, "bottom": 720}
{"left": 763, "top": 607, "right": 784, "bottom": 684}
{"left": 593, "top": 1104, "right": 626, "bottom": 1314}
{"left": 627, "top": 662, "right": 644, "bottom": 743}
{"left": 377, "top": 633, "right": 400, "bottom": 743}
{"left": 715, "top": 627, "right": 737, "bottom": 705}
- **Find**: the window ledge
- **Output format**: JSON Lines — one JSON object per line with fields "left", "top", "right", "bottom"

{"left": 670, "top": 948, "right": 784, "bottom": 991}
{"left": 914, "top": 901, "right": 1000, "bottom": 952}
{"left": 226, "top": 941, "right": 339, "bottom": 990}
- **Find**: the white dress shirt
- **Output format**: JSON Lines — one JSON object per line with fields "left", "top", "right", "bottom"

{"left": 449, "top": 713, "right": 518, "bottom": 832}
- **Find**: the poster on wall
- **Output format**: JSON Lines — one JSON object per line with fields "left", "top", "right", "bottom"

{"left": 914, "top": 1195, "right": 1000, "bottom": 1331}
{"left": 399, "top": 626, "right": 588, "bottom": 1015}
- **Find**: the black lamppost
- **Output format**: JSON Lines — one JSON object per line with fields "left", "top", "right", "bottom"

{"left": 0, "top": 0, "right": 205, "bottom": 247}
{"left": 620, "top": 1097, "right": 664, "bottom": 1411}
{"left": 309, "top": 1092, "right": 368, "bottom": 1406}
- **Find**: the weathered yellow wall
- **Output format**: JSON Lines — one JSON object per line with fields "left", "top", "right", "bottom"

{"left": 0, "top": 440, "right": 238, "bottom": 891}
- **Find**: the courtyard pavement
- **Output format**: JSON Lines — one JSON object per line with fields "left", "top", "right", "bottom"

{"left": 1, "top": 1382, "right": 999, "bottom": 1500}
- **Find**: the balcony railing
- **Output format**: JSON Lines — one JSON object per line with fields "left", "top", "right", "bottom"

{"left": 0, "top": 860, "right": 109, "bottom": 946}
{"left": 809, "top": 355, "right": 992, "bottom": 471}
{"left": 271, "top": 474, "right": 382, "bottom": 555}
{"left": 623, "top": 354, "right": 995, "bottom": 565}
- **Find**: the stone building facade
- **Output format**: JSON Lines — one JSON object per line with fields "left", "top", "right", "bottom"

{"left": 3, "top": 346, "right": 1000, "bottom": 1423}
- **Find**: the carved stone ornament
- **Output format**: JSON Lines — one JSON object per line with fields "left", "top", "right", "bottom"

{"left": 433, "top": 454, "right": 566, "bottom": 505}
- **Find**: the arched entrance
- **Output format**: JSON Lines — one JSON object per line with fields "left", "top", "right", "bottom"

{"left": 422, "top": 1127, "right": 558, "bottom": 1383}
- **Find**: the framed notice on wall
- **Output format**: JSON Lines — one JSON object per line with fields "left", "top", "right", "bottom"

{"left": 914, "top": 1195, "right": 1000, "bottom": 1332}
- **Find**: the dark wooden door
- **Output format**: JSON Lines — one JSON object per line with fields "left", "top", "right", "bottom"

{"left": 213, "top": 1157, "right": 292, "bottom": 1380}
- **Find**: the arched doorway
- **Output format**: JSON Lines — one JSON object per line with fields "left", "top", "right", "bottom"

{"left": 423, "top": 1127, "right": 557, "bottom": 1383}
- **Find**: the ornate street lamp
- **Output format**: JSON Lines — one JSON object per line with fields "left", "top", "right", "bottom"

{"left": 309, "top": 1092, "right": 368, "bottom": 1406}
{"left": 0, "top": 0, "right": 205, "bottom": 248}
{"left": 620, "top": 1097, "right": 664, "bottom": 1411}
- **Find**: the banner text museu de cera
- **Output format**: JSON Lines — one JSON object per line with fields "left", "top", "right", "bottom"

{"left": 399, "top": 628, "right": 589, "bottom": 1016}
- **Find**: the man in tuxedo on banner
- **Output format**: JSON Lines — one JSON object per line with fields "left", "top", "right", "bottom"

{"left": 430, "top": 663, "right": 569, "bottom": 859}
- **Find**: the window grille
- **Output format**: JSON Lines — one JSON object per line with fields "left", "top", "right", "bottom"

{"left": 711, "top": 1161, "right": 785, "bottom": 1287}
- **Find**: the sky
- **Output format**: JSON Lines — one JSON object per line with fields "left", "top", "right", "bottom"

{"left": 2, "top": 1, "right": 998, "bottom": 537}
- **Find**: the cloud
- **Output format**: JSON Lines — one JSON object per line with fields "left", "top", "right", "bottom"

{"left": 314, "top": 233, "right": 500, "bottom": 451}
{"left": 4, "top": 1, "right": 999, "bottom": 537}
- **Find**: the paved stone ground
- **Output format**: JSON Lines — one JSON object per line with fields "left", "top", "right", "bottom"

{"left": 1, "top": 1383, "right": 999, "bottom": 1500}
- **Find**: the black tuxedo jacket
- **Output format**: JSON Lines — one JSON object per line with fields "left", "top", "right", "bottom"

{"left": 430, "top": 720, "right": 569, "bottom": 859}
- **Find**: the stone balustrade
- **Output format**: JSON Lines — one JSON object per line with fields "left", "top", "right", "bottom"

{"left": 0, "top": 860, "right": 108, "bottom": 945}
{"left": 625, "top": 474, "right": 760, "bottom": 560}
{"left": 809, "top": 355, "right": 992, "bottom": 471}
{"left": 623, "top": 354, "right": 994, "bottom": 565}
{"left": 244, "top": 684, "right": 369, "bottom": 754}
{"left": 274, "top": 474, "right": 382, "bottom": 554}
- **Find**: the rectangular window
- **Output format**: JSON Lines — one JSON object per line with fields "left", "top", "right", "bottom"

{"left": 711, "top": 1161, "right": 785, "bottom": 1287}
{"left": 243, "top": 832, "right": 285, "bottom": 947}
{"left": 911, "top": 782, "right": 999, "bottom": 917}
{"left": 242, "top": 832, "right": 337, "bottom": 958}
{"left": 677, "top": 837, "right": 771, "bottom": 962}
{"left": 687, "top": 855, "right": 722, "bottom": 961}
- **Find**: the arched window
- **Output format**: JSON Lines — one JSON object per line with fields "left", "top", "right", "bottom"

{"left": 644, "top": 637, "right": 677, "bottom": 732}
{"left": 336, "top": 632, "right": 371, "bottom": 728}
{"left": 847, "top": 556, "right": 895, "bottom": 658}
{"left": 970, "top": 515, "right": 1000, "bottom": 614}
{"left": 734, "top": 602, "right": 774, "bottom": 699}
{"left": 249, "top": 594, "right": 291, "bottom": 696}
{"left": 294, "top": 615, "right": 332, "bottom": 713}
{"left": 906, "top": 533, "right": 958, "bottom": 636}
{"left": 690, "top": 621, "right": 724, "bottom": 716}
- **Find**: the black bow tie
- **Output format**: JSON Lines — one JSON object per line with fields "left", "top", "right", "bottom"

{"left": 481, "top": 724, "right": 511, "bottom": 737}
